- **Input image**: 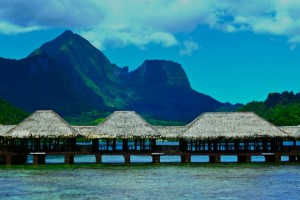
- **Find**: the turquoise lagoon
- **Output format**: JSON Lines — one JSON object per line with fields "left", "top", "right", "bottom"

{"left": 0, "top": 156, "right": 300, "bottom": 200}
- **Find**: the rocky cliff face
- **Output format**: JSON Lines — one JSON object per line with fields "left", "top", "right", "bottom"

{"left": 0, "top": 30, "right": 237, "bottom": 122}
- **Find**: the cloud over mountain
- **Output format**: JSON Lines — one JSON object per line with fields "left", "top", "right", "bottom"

{"left": 1, "top": 0, "right": 300, "bottom": 49}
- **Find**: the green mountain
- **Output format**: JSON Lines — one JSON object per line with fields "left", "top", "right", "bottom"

{"left": 238, "top": 91, "right": 300, "bottom": 126}
{"left": 0, "top": 30, "right": 240, "bottom": 123}
{"left": 0, "top": 98, "right": 29, "bottom": 125}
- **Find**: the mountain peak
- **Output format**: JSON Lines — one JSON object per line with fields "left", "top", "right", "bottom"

{"left": 28, "top": 30, "right": 78, "bottom": 58}
{"left": 132, "top": 59, "right": 191, "bottom": 89}
{"left": 61, "top": 30, "right": 74, "bottom": 37}
{"left": 28, "top": 30, "right": 111, "bottom": 67}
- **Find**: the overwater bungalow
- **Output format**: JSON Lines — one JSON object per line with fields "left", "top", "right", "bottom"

{"left": 179, "top": 112, "right": 289, "bottom": 162}
{"left": 1, "top": 110, "right": 300, "bottom": 165}
{"left": 86, "top": 111, "right": 160, "bottom": 163}
{"left": 88, "top": 111, "right": 159, "bottom": 152}
{"left": 2, "top": 110, "right": 79, "bottom": 164}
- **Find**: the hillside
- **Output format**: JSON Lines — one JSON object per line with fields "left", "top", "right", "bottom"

{"left": 0, "top": 30, "right": 240, "bottom": 123}
{"left": 0, "top": 98, "right": 29, "bottom": 125}
{"left": 238, "top": 91, "right": 300, "bottom": 126}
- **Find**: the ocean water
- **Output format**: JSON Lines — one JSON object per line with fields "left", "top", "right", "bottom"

{"left": 0, "top": 156, "right": 300, "bottom": 200}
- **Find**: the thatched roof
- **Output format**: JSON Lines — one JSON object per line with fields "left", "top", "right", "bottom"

{"left": 72, "top": 126, "right": 96, "bottom": 137}
{"left": 90, "top": 111, "right": 159, "bottom": 139}
{"left": 0, "top": 125, "right": 16, "bottom": 136}
{"left": 5, "top": 110, "right": 78, "bottom": 138}
{"left": 180, "top": 112, "right": 288, "bottom": 140}
{"left": 278, "top": 126, "right": 300, "bottom": 139}
{"left": 155, "top": 126, "right": 186, "bottom": 139}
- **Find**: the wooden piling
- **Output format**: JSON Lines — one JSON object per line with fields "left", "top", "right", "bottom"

{"left": 123, "top": 139, "right": 128, "bottom": 151}
{"left": 124, "top": 154, "right": 131, "bottom": 164}
{"left": 264, "top": 155, "right": 280, "bottom": 163}
{"left": 32, "top": 154, "right": 46, "bottom": 165}
{"left": 64, "top": 154, "right": 74, "bottom": 164}
{"left": 152, "top": 155, "right": 160, "bottom": 163}
{"left": 0, "top": 156, "right": 5, "bottom": 164}
{"left": 181, "top": 155, "right": 191, "bottom": 163}
{"left": 209, "top": 155, "right": 220, "bottom": 163}
{"left": 289, "top": 156, "right": 296, "bottom": 162}
{"left": 5, "top": 154, "right": 12, "bottom": 165}
{"left": 95, "top": 154, "right": 102, "bottom": 164}
{"left": 92, "top": 139, "right": 99, "bottom": 152}
{"left": 238, "top": 155, "right": 251, "bottom": 163}
{"left": 15, "top": 155, "right": 28, "bottom": 164}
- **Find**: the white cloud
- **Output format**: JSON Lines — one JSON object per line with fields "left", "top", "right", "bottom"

{"left": 180, "top": 40, "right": 199, "bottom": 56}
{"left": 0, "top": 0, "right": 103, "bottom": 29}
{"left": 217, "top": 0, "right": 300, "bottom": 48}
{"left": 0, "top": 21, "right": 41, "bottom": 35}
{"left": 1, "top": 0, "right": 300, "bottom": 49}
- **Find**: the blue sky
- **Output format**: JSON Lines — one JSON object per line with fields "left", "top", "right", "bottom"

{"left": 0, "top": 0, "right": 300, "bottom": 104}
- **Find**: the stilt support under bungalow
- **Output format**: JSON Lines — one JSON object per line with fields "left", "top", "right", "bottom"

{"left": 152, "top": 155, "right": 161, "bottom": 163}
{"left": 209, "top": 155, "right": 220, "bottom": 163}
{"left": 289, "top": 156, "right": 296, "bottom": 162}
{"left": 123, "top": 139, "right": 128, "bottom": 151}
{"left": 2, "top": 154, "right": 27, "bottom": 165}
{"left": 17, "top": 155, "right": 28, "bottom": 164}
{"left": 238, "top": 155, "right": 251, "bottom": 163}
{"left": 5, "top": 154, "right": 12, "bottom": 165}
{"left": 92, "top": 139, "right": 99, "bottom": 152}
{"left": 95, "top": 154, "right": 102, "bottom": 164}
{"left": 113, "top": 139, "right": 117, "bottom": 151}
{"left": 124, "top": 154, "right": 131, "bottom": 164}
{"left": 264, "top": 154, "right": 280, "bottom": 163}
{"left": 32, "top": 153, "right": 46, "bottom": 165}
{"left": 0, "top": 156, "right": 5, "bottom": 164}
{"left": 181, "top": 155, "right": 191, "bottom": 163}
{"left": 297, "top": 156, "right": 300, "bottom": 162}
{"left": 65, "top": 154, "right": 74, "bottom": 164}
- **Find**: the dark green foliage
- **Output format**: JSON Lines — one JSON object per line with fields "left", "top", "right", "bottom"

{"left": 238, "top": 91, "right": 300, "bottom": 126}
{"left": 217, "top": 102, "right": 243, "bottom": 112}
{"left": 265, "top": 91, "right": 300, "bottom": 108}
{"left": 64, "top": 110, "right": 110, "bottom": 125}
{"left": 64, "top": 110, "right": 186, "bottom": 126}
{"left": 0, "top": 98, "right": 29, "bottom": 125}
{"left": 144, "top": 118, "right": 186, "bottom": 126}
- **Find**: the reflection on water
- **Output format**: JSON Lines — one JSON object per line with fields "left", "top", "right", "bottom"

{"left": 0, "top": 162, "right": 300, "bottom": 200}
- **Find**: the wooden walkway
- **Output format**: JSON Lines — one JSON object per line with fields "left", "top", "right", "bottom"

{"left": 1, "top": 143, "right": 300, "bottom": 165}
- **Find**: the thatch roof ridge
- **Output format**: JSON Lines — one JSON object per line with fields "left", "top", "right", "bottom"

{"left": 90, "top": 111, "right": 159, "bottom": 139}
{"left": 183, "top": 112, "right": 258, "bottom": 129}
{"left": 0, "top": 125, "right": 16, "bottom": 136}
{"left": 72, "top": 126, "right": 96, "bottom": 137}
{"left": 5, "top": 110, "right": 78, "bottom": 138}
{"left": 278, "top": 126, "right": 300, "bottom": 139}
{"left": 180, "top": 112, "right": 288, "bottom": 140}
{"left": 155, "top": 125, "right": 187, "bottom": 139}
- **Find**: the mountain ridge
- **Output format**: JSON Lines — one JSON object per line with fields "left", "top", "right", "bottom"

{"left": 0, "top": 30, "right": 240, "bottom": 122}
{"left": 238, "top": 91, "right": 300, "bottom": 125}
